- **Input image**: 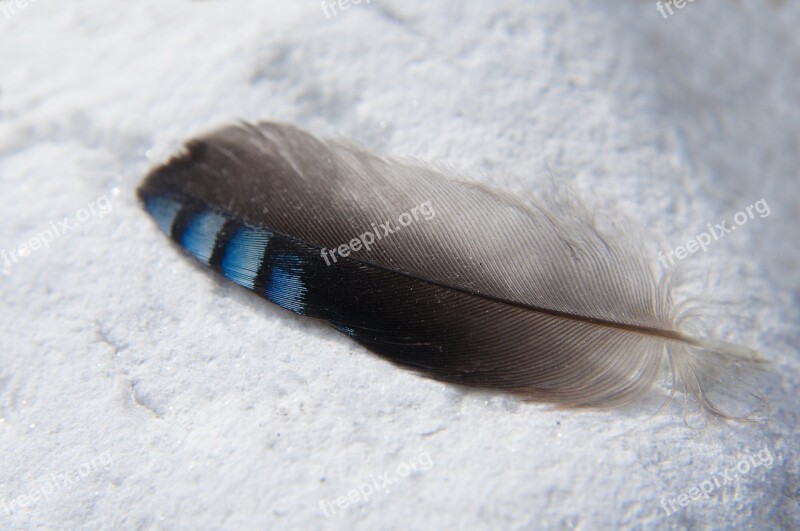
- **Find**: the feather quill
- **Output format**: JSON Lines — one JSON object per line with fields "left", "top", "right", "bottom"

{"left": 137, "top": 121, "right": 762, "bottom": 417}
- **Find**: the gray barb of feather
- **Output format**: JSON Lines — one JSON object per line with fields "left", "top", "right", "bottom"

{"left": 138, "top": 121, "right": 765, "bottom": 419}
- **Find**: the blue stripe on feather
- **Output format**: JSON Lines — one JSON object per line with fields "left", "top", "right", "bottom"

{"left": 334, "top": 324, "right": 357, "bottom": 337}
{"left": 220, "top": 226, "right": 271, "bottom": 289}
{"left": 179, "top": 210, "right": 227, "bottom": 265}
{"left": 265, "top": 254, "right": 306, "bottom": 314}
{"left": 144, "top": 196, "right": 182, "bottom": 237}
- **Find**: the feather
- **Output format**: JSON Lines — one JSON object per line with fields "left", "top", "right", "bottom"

{"left": 137, "top": 121, "right": 763, "bottom": 417}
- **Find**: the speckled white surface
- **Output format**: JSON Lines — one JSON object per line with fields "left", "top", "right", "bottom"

{"left": 0, "top": 1, "right": 798, "bottom": 529}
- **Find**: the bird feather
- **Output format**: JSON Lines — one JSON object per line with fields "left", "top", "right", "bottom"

{"left": 137, "top": 121, "right": 762, "bottom": 417}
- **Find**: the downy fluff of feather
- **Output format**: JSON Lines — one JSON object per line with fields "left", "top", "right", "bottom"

{"left": 137, "top": 121, "right": 763, "bottom": 417}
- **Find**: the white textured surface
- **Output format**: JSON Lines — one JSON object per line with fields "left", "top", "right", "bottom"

{"left": 0, "top": 1, "right": 798, "bottom": 529}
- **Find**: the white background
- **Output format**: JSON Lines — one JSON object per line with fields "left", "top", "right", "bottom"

{"left": 0, "top": 1, "right": 798, "bottom": 529}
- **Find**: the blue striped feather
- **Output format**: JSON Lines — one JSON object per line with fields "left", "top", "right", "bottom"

{"left": 144, "top": 196, "right": 309, "bottom": 317}
{"left": 219, "top": 226, "right": 269, "bottom": 290}
{"left": 136, "top": 121, "right": 763, "bottom": 418}
{"left": 140, "top": 191, "right": 456, "bottom": 370}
